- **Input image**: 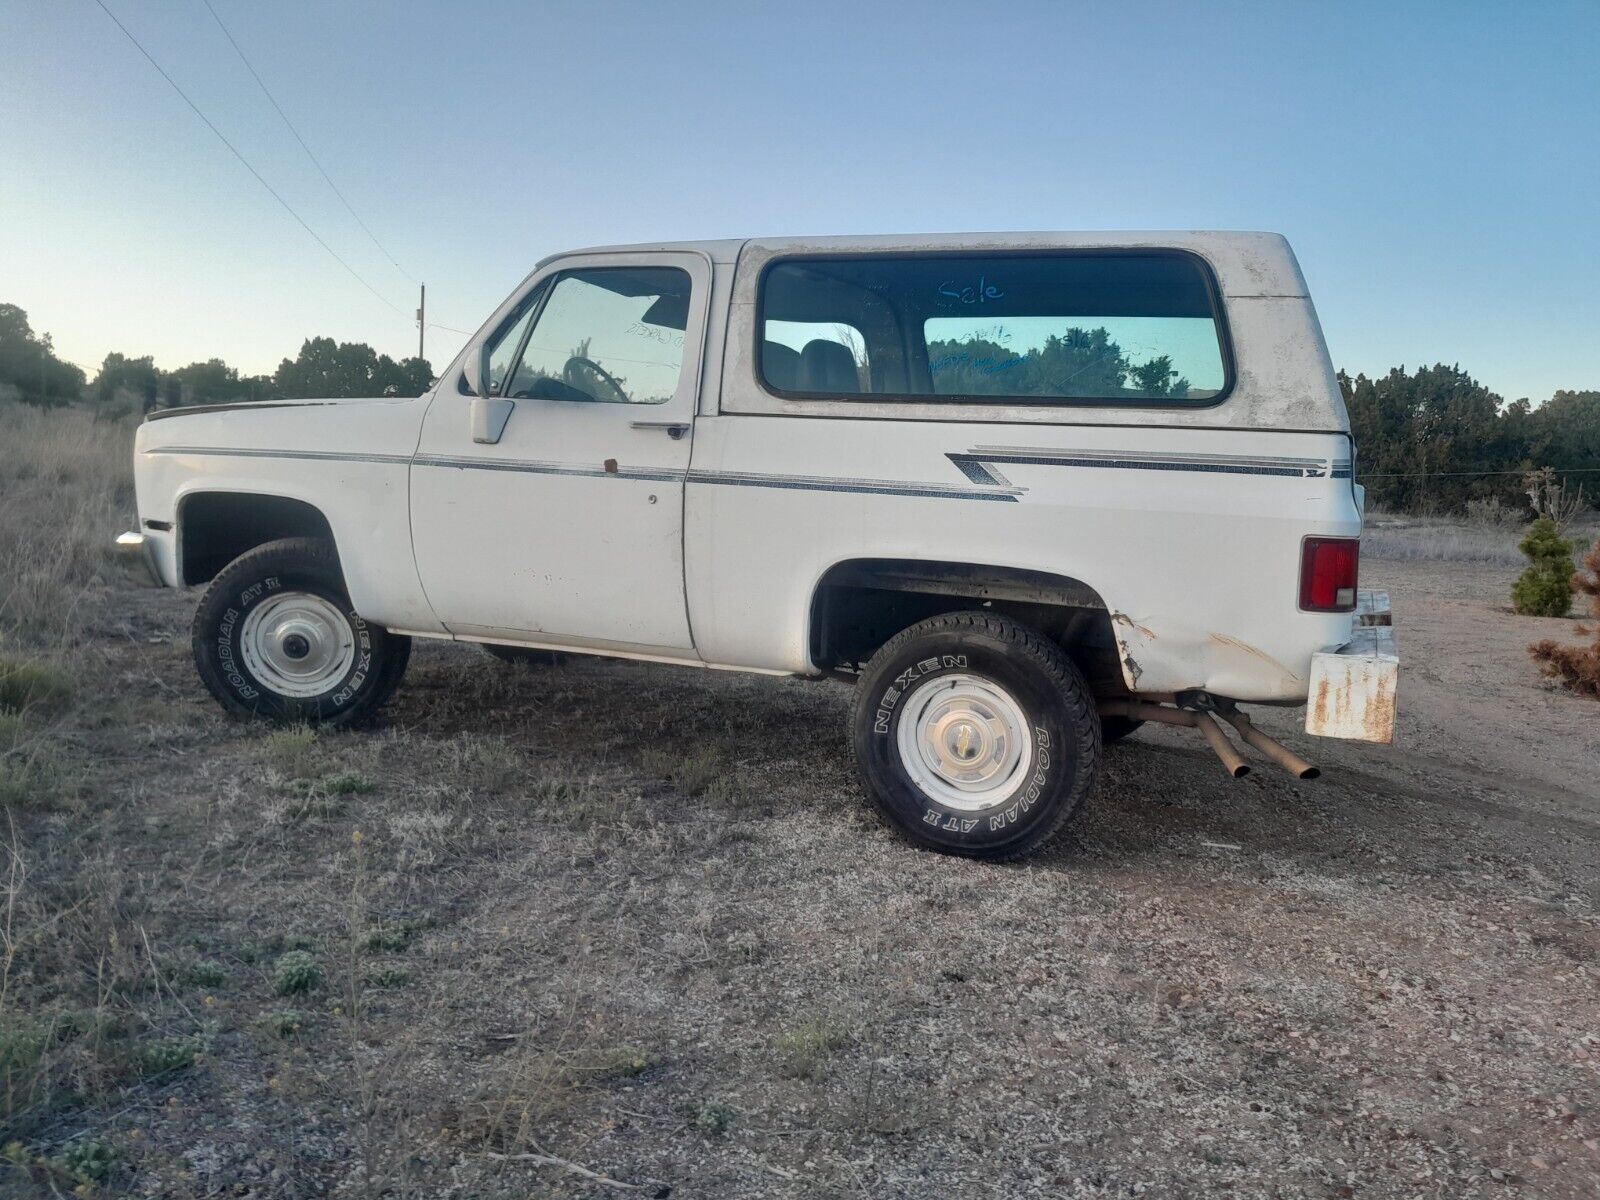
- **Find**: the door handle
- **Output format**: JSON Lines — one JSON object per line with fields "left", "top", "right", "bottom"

{"left": 630, "top": 421, "right": 689, "bottom": 440}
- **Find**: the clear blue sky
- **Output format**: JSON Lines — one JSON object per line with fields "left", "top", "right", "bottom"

{"left": 3, "top": 0, "right": 1596, "bottom": 402}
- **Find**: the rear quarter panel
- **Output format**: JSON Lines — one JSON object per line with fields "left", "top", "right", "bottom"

{"left": 685, "top": 417, "right": 1358, "bottom": 699}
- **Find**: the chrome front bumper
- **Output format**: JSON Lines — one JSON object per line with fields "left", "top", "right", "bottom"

{"left": 113, "top": 530, "right": 163, "bottom": 587}
{"left": 1304, "top": 590, "right": 1398, "bottom": 744}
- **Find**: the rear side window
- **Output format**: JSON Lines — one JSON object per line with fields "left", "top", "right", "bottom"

{"left": 758, "top": 251, "right": 1231, "bottom": 405}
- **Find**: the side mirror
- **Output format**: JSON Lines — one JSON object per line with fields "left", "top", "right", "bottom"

{"left": 470, "top": 396, "right": 514, "bottom": 444}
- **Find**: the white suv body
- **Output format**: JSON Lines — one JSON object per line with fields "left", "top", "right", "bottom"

{"left": 125, "top": 231, "right": 1397, "bottom": 859}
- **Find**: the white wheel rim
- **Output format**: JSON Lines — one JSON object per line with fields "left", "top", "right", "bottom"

{"left": 238, "top": 592, "right": 356, "bottom": 699}
{"left": 895, "top": 672, "right": 1034, "bottom": 811}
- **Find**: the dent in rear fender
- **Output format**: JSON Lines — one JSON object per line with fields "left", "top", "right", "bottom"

{"left": 1109, "top": 610, "right": 1314, "bottom": 701}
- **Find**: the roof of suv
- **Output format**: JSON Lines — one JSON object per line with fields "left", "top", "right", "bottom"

{"left": 546, "top": 231, "right": 1305, "bottom": 297}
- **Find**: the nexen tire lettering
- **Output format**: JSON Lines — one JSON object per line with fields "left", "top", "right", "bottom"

{"left": 873, "top": 654, "right": 967, "bottom": 735}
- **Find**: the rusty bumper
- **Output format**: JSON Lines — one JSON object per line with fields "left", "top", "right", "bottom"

{"left": 1305, "top": 590, "right": 1398, "bottom": 743}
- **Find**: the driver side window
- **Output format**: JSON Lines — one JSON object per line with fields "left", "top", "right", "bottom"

{"left": 505, "top": 266, "right": 691, "bottom": 405}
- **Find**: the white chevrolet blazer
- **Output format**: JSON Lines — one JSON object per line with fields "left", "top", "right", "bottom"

{"left": 123, "top": 232, "right": 1398, "bottom": 859}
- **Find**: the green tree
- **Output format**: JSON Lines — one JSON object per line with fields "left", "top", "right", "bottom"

{"left": 1512, "top": 517, "right": 1574, "bottom": 617}
{"left": 0, "top": 303, "right": 86, "bottom": 405}
{"left": 92, "top": 351, "right": 161, "bottom": 410}
{"left": 1528, "top": 390, "right": 1600, "bottom": 496}
{"left": 273, "top": 337, "right": 433, "bottom": 399}
{"left": 168, "top": 358, "right": 241, "bottom": 405}
{"left": 1342, "top": 364, "right": 1517, "bottom": 512}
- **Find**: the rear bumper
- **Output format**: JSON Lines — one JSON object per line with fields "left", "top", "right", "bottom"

{"left": 113, "top": 530, "right": 163, "bottom": 587}
{"left": 1304, "top": 590, "right": 1398, "bottom": 743}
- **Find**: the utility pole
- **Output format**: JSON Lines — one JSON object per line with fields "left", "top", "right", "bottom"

{"left": 417, "top": 283, "right": 425, "bottom": 361}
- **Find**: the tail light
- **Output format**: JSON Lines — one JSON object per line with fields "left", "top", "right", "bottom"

{"left": 1299, "top": 536, "right": 1359, "bottom": 612}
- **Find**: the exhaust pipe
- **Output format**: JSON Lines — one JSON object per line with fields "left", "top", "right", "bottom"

{"left": 1218, "top": 710, "right": 1321, "bottom": 779}
{"left": 1099, "top": 699, "right": 1250, "bottom": 778}
{"left": 1098, "top": 699, "right": 1320, "bottom": 781}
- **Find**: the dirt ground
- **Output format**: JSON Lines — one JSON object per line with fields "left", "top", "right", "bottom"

{"left": 5, "top": 551, "right": 1598, "bottom": 1199}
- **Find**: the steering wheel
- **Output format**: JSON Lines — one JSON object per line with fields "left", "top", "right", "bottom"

{"left": 562, "top": 356, "right": 629, "bottom": 403}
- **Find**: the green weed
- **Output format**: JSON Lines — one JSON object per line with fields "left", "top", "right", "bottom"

{"left": 272, "top": 950, "right": 322, "bottom": 995}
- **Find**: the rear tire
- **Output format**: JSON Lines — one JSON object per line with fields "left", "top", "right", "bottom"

{"left": 850, "top": 612, "right": 1100, "bottom": 860}
{"left": 191, "top": 537, "right": 409, "bottom": 727}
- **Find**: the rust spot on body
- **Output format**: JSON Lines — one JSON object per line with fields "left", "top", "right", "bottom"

{"left": 1111, "top": 612, "right": 1157, "bottom": 639}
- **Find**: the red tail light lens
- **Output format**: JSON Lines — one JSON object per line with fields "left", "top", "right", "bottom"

{"left": 1299, "top": 537, "right": 1359, "bottom": 612}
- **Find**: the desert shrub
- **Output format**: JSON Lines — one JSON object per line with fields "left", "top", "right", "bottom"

{"left": 55, "top": 1137, "right": 115, "bottom": 1183}
{"left": 691, "top": 1100, "right": 734, "bottom": 1136}
{"left": 1530, "top": 538, "right": 1600, "bottom": 698}
{"left": 1511, "top": 518, "right": 1574, "bottom": 617}
{"left": 183, "top": 959, "right": 227, "bottom": 988}
{"left": 135, "top": 1036, "right": 197, "bottom": 1077}
{"left": 272, "top": 950, "right": 322, "bottom": 995}
{"left": 1464, "top": 495, "right": 1524, "bottom": 529}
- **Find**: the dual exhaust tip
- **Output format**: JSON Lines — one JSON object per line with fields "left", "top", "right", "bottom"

{"left": 1098, "top": 698, "right": 1320, "bottom": 780}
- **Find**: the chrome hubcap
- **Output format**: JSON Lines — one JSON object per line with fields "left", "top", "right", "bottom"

{"left": 895, "top": 672, "right": 1033, "bottom": 811}
{"left": 238, "top": 592, "right": 356, "bottom": 698}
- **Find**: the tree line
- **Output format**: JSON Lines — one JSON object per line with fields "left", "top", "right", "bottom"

{"left": 1339, "top": 365, "right": 1598, "bottom": 513}
{"left": 2, "top": 299, "right": 1596, "bottom": 514}
{"left": 0, "top": 303, "right": 433, "bottom": 413}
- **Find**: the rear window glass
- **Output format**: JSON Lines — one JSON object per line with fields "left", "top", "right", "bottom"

{"left": 758, "top": 252, "right": 1229, "bottom": 405}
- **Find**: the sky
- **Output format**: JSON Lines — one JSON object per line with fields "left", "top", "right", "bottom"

{"left": 2, "top": 0, "right": 1596, "bottom": 402}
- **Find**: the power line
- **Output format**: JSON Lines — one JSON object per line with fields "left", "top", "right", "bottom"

{"left": 92, "top": 0, "right": 412, "bottom": 322}
{"left": 93, "top": 0, "right": 470, "bottom": 347}
{"left": 200, "top": 0, "right": 415, "bottom": 286}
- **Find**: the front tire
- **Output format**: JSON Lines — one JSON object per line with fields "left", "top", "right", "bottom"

{"left": 850, "top": 612, "right": 1100, "bottom": 860}
{"left": 192, "top": 537, "right": 410, "bottom": 726}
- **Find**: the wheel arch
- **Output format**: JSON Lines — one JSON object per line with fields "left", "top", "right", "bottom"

{"left": 806, "top": 557, "right": 1130, "bottom": 693}
{"left": 176, "top": 489, "right": 340, "bottom": 586}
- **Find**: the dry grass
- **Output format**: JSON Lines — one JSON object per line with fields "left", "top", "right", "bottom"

{"left": 0, "top": 406, "right": 1596, "bottom": 1196}
{"left": 0, "top": 401, "right": 136, "bottom": 648}
{"left": 1364, "top": 506, "right": 1600, "bottom": 566}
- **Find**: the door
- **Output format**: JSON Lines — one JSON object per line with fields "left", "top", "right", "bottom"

{"left": 410, "top": 252, "right": 708, "bottom": 653}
